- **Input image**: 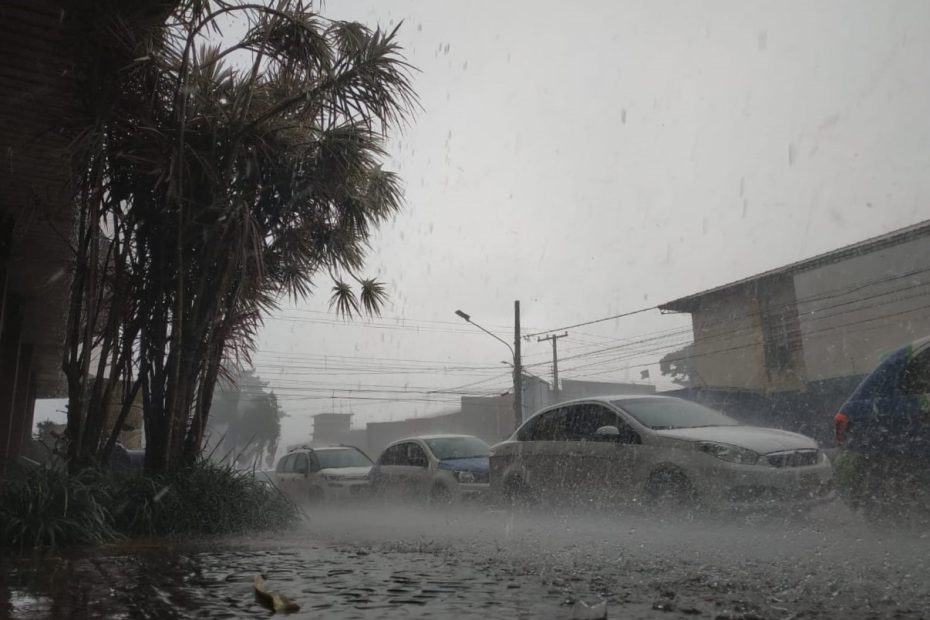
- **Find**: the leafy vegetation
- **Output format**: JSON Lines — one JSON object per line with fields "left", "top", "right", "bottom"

{"left": 659, "top": 343, "right": 698, "bottom": 386}
{"left": 111, "top": 460, "right": 297, "bottom": 537}
{"left": 0, "top": 465, "right": 115, "bottom": 549}
{"left": 209, "top": 370, "right": 285, "bottom": 470}
{"left": 0, "top": 462, "right": 298, "bottom": 550}
{"left": 62, "top": 0, "right": 417, "bottom": 472}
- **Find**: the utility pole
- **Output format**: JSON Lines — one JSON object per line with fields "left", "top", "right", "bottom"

{"left": 454, "top": 302, "right": 524, "bottom": 431}
{"left": 538, "top": 331, "right": 568, "bottom": 395}
{"left": 513, "top": 300, "right": 523, "bottom": 429}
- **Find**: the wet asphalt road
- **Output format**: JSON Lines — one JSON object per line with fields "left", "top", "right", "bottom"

{"left": 3, "top": 500, "right": 930, "bottom": 619}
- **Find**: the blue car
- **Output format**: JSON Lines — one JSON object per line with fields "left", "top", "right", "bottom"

{"left": 833, "top": 336, "right": 930, "bottom": 520}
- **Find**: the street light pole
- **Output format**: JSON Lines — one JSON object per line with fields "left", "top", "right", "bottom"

{"left": 513, "top": 300, "right": 523, "bottom": 428}
{"left": 454, "top": 301, "right": 524, "bottom": 430}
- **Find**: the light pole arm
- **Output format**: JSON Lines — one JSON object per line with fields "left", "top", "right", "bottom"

{"left": 455, "top": 309, "right": 515, "bottom": 358}
{"left": 471, "top": 322, "right": 515, "bottom": 359}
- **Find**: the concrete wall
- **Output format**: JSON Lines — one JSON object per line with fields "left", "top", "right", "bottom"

{"left": 757, "top": 276, "right": 807, "bottom": 391}
{"left": 794, "top": 234, "right": 930, "bottom": 381}
{"left": 311, "top": 413, "right": 352, "bottom": 447}
{"left": 690, "top": 284, "right": 767, "bottom": 391}
{"left": 558, "top": 379, "right": 656, "bottom": 402}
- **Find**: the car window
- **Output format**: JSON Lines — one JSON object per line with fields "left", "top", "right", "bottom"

{"left": 401, "top": 443, "right": 429, "bottom": 467}
{"left": 519, "top": 408, "right": 569, "bottom": 441}
{"left": 275, "top": 454, "right": 291, "bottom": 473}
{"left": 900, "top": 349, "right": 930, "bottom": 395}
{"left": 613, "top": 398, "right": 739, "bottom": 430}
{"left": 379, "top": 444, "right": 403, "bottom": 466}
{"left": 423, "top": 436, "right": 489, "bottom": 460}
{"left": 292, "top": 453, "right": 309, "bottom": 473}
{"left": 564, "top": 403, "right": 626, "bottom": 440}
{"left": 315, "top": 448, "right": 372, "bottom": 468}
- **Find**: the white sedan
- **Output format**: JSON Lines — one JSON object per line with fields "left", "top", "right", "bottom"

{"left": 489, "top": 395, "right": 834, "bottom": 511}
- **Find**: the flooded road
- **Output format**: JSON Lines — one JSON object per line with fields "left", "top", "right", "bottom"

{"left": 3, "top": 501, "right": 930, "bottom": 618}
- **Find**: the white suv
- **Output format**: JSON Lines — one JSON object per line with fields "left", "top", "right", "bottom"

{"left": 274, "top": 445, "right": 373, "bottom": 502}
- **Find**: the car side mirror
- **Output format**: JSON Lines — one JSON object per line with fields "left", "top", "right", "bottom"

{"left": 595, "top": 425, "right": 620, "bottom": 438}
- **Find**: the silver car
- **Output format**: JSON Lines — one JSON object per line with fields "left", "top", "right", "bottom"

{"left": 489, "top": 395, "right": 834, "bottom": 511}
{"left": 274, "top": 445, "right": 373, "bottom": 502}
{"left": 370, "top": 435, "right": 491, "bottom": 503}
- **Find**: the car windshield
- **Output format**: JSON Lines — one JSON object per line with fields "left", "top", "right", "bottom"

{"left": 314, "top": 448, "right": 372, "bottom": 469}
{"left": 614, "top": 398, "right": 739, "bottom": 430}
{"left": 424, "top": 437, "right": 490, "bottom": 460}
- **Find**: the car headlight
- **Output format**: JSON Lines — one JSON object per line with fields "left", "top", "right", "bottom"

{"left": 697, "top": 442, "right": 759, "bottom": 465}
{"left": 453, "top": 470, "right": 476, "bottom": 483}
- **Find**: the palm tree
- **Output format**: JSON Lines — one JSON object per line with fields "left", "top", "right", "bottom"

{"left": 63, "top": 0, "right": 416, "bottom": 471}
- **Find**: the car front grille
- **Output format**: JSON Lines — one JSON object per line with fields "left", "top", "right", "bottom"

{"left": 766, "top": 450, "right": 820, "bottom": 468}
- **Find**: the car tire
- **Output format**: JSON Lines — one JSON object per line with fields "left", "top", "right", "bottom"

{"left": 644, "top": 468, "right": 697, "bottom": 514}
{"left": 308, "top": 486, "right": 325, "bottom": 504}
{"left": 429, "top": 483, "right": 453, "bottom": 506}
{"left": 503, "top": 474, "right": 534, "bottom": 508}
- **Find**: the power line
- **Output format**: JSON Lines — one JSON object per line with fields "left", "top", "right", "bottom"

{"left": 537, "top": 276, "right": 930, "bottom": 371}
{"left": 524, "top": 264, "right": 930, "bottom": 341}
{"left": 525, "top": 305, "right": 657, "bottom": 338}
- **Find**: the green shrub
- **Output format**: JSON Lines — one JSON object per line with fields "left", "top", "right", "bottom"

{"left": 0, "top": 460, "right": 298, "bottom": 550}
{"left": 110, "top": 460, "right": 298, "bottom": 538}
{"left": 0, "top": 464, "right": 118, "bottom": 549}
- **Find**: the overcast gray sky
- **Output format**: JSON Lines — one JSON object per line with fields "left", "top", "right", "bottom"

{"left": 35, "top": 1, "right": 930, "bottom": 447}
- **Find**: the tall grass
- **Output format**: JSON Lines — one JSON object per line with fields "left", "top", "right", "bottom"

{"left": 0, "top": 461, "right": 298, "bottom": 550}
{"left": 111, "top": 461, "right": 298, "bottom": 537}
{"left": 0, "top": 465, "right": 116, "bottom": 549}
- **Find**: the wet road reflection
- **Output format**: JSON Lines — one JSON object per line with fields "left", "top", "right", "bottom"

{"left": 3, "top": 502, "right": 930, "bottom": 619}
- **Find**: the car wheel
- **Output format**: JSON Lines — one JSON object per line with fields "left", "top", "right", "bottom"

{"left": 429, "top": 483, "right": 453, "bottom": 506}
{"left": 503, "top": 474, "right": 534, "bottom": 508}
{"left": 644, "top": 468, "right": 697, "bottom": 514}
{"left": 308, "top": 486, "right": 325, "bottom": 503}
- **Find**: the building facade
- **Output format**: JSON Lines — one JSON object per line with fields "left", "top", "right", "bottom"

{"left": 660, "top": 219, "right": 930, "bottom": 443}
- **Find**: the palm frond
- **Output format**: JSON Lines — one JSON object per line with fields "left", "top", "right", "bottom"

{"left": 328, "top": 280, "right": 359, "bottom": 318}
{"left": 358, "top": 278, "right": 388, "bottom": 317}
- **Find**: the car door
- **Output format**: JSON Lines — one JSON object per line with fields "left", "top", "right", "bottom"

{"left": 851, "top": 346, "right": 930, "bottom": 456}
{"left": 895, "top": 346, "right": 930, "bottom": 456}
{"left": 291, "top": 452, "right": 311, "bottom": 495}
{"left": 563, "top": 402, "right": 642, "bottom": 504}
{"left": 276, "top": 453, "right": 299, "bottom": 495}
{"left": 517, "top": 407, "right": 572, "bottom": 496}
{"left": 374, "top": 444, "right": 403, "bottom": 493}
{"left": 396, "top": 442, "right": 432, "bottom": 496}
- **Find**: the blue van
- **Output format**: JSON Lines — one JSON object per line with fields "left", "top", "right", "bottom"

{"left": 833, "top": 337, "right": 930, "bottom": 520}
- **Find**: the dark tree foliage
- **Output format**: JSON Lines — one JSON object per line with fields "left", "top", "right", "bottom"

{"left": 659, "top": 343, "right": 698, "bottom": 387}
{"left": 209, "top": 370, "right": 283, "bottom": 469}
{"left": 62, "top": 0, "right": 417, "bottom": 471}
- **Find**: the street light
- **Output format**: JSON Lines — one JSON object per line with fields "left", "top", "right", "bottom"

{"left": 454, "top": 309, "right": 514, "bottom": 357}
{"left": 454, "top": 302, "right": 523, "bottom": 428}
